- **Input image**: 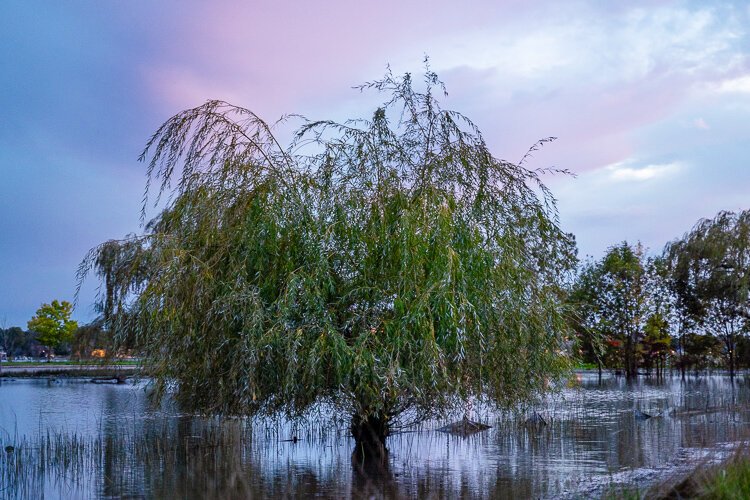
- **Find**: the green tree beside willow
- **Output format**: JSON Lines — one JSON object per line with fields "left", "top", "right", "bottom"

{"left": 569, "top": 258, "right": 608, "bottom": 378}
{"left": 571, "top": 242, "right": 650, "bottom": 379}
{"left": 27, "top": 300, "right": 78, "bottom": 361}
{"left": 79, "top": 68, "right": 576, "bottom": 457}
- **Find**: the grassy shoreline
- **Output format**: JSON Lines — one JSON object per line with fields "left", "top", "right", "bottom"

{"left": 657, "top": 452, "right": 750, "bottom": 499}
{"left": 0, "top": 362, "right": 141, "bottom": 379}
{"left": 604, "top": 447, "right": 750, "bottom": 499}
{"left": 1, "top": 360, "right": 138, "bottom": 366}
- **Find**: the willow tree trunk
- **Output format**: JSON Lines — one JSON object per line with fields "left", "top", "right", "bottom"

{"left": 351, "top": 413, "right": 389, "bottom": 464}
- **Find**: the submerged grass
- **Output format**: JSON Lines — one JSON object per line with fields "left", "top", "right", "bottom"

{"left": 0, "top": 418, "right": 255, "bottom": 499}
{"left": 0, "top": 409, "right": 368, "bottom": 499}
{"left": 0, "top": 406, "right": 544, "bottom": 499}
{"left": 5, "top": 374, "right": 750, "bottom": 498}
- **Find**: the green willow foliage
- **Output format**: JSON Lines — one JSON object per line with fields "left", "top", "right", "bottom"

{"left": 79, "top": 69, "right": 576, "bottom": 430}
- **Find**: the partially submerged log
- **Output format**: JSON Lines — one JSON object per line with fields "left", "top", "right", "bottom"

{"left": 91, "top": 375, "right": 127, "bottom": 384}
{"left": 437, "top": 417, "right": 491, "bottom": 436}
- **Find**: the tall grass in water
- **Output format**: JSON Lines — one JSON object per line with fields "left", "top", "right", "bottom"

{"left": 0, "top": 413, "right": 366, "bottom": 499}
{"left": 1, "top": 432, "right": 95, "bottom": 499}
{"left": 0, "top": 418, "right": 257, "bottom": 498}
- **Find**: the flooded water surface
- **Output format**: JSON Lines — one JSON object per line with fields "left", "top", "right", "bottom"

{"left": 2, "top": 372, "right": 750, "bottom": 499}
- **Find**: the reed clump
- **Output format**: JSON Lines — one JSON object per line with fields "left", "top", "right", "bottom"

{"left": 0, "top": 418, "right": 254, "bottom": 498}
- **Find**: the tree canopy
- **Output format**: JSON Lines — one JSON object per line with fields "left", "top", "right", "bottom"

{"left": 663, "top": 210, "right": 750, "bottom": 377}
{"left": 571, "top": 242, "right": 654, "bottom": 378}
{"left": 79, "top": 68, "right": 576, "bottom": 451}
{"left": 0, "top": 326, "right": 27, "bottom": 360}
{"left": 568, "top": 211, "right": 750, "bottom": 379}
{"left": 27, "top": 300, "right": 78, "bottom": 360}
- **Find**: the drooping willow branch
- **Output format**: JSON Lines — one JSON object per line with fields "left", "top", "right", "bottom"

{"left": 78, "top": 67, "right": 576, "bottom": 426}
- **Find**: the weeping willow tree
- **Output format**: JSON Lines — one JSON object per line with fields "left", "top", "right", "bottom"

{"left": 663, "top": 210, "right": 750, "bottom": 378}
{"left": 79, "top": 68, "right": 576, "bottom": 456}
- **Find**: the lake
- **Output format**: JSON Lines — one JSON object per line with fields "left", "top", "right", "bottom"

{"left": 2, "top": 372, "right": 750, "bottom": 499}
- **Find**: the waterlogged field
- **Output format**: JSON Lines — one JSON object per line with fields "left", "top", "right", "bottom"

{"left": 2, "top": 373, "right": 750, "bottom": 499}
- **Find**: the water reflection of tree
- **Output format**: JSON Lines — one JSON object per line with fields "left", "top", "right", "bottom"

{"left": 98, "top": 386, "right": 149, "bottom": 498}
{"left": 14, "top": 375, "right": 750, "bottom": 498}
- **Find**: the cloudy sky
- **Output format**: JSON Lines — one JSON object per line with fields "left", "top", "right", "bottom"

{"left": 1, "top": 0, "right": 749, "bottom": 326}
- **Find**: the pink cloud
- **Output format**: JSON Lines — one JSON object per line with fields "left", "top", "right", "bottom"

{"left": 136, "top": 0, "right": 749, "bottom": 183}
{"left": 139, "top": 1, "right": 544, "bottom": 116}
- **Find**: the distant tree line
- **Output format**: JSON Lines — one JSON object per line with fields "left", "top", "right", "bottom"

{"left": 0, "top": 326, "right": 47, "bottom": 359}
{"left": 1, "top": 321, "right": 109, "bottom": 360}
{"left": 571, "top": 209, "right": 750, "bottom": 379}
